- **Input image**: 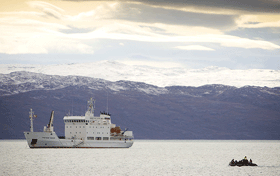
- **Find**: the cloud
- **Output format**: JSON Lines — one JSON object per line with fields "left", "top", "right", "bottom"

{"left": 105, "top": 3, "right": 238, "bottom": 30}
{"left": 27, "top": 1, "right": 64, "bottom": 19}
{"left": 63, "top": 23, "right": 280, "bottom": 50}
{"left": 66, "top": 10, "right": 96, "bottom": 21}
{"left": 175, "top": 45, "right": 215, "bottom": 51}
{"left": 0, "top": 17, "right": 94, "bottom": 54}
{"left": 59, "top": 2, "right": 238, "bottom": 31}
{"left": 59, "top": 25, "right": 94, "bottom": 34}
{"left": 0, "top": 0, "right": 279, "bottom": 56}
{"left": 61, "top": 0, "right": 280, "bottom": 14}
{"left": 241, "top": 20, "right": 280, "bottom": 28}
{"left": 117, "top": 59, "right": 183, "bottom": 68}
{"left": 0, "top": 11, "right": 45, "bottom": 17}
{"left": 235, "top": 15, "right": 280, "bottom": 29}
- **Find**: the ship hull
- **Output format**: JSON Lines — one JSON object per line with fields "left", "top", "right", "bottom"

{"left": 24, "top": 132, "right": 133, "bottom": 148}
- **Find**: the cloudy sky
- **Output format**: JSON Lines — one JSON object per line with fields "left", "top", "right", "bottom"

{"left": 0, "top": 0, "right": 280, "bottom": 69}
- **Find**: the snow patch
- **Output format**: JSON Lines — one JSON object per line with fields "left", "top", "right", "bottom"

{"left": 0, "top": 61, "right": 279, "bottom": 88}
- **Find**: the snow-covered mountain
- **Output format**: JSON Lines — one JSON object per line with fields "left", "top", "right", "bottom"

{"left": 1, "top": 60, "right": 279, "bottom": 88}
{"left": 1, "top": 71, "right": 280, "bottom": 139}
{"left": 2, "top": 71, "right": 279, "bottom": 97}
{"left": 1, "top": 62, "right": 280, "bottom": 140}
{"left": 0, "top": 71, "right": 167, "bottom": 96}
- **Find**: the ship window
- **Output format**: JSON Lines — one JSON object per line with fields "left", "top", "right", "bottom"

{"left": 70, "top": 132, "right": 72, "bottom": 134}
{"left": 76, "top": 132, "right": 77, "bottom": 134}
{"left": 66, "top": 126, "right": 68, "bottom": 128}
{"left": 89, "top": 126, "right": 91, "bottom": 128}
{"left": 103, "top": 137, "right": 109, "bottom": 140}
{"left": 80, "top": 126, "right": 81, "bottom": 128}
{"left": 83, "top": 126, "right": 85, "bottom": 128}
{"left": 70, "top": 126, "right": 72, "bottom": 128}
{"left": 87, "top": 137, "right": 94, "bottom": 140}
{"left": 96, "top": 137, "right": 101, "bottom": 140}
{"left": 76, "top": 126, "right": 77, "bottom": 128}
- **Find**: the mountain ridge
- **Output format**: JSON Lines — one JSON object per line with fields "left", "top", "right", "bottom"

{"left": 1, "top": 60, "right": 279, "bottom": 88}
{"left": 1, "top": 71, "right": 280, "bottom": 140}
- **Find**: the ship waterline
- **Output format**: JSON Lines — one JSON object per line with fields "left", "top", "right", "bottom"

{"left": 24, "top": 98, "right": 134, "bottom": 148}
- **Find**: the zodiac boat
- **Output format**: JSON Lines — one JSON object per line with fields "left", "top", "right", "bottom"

{"left": 229, "top": 159, "right": 257, "bottom": 166}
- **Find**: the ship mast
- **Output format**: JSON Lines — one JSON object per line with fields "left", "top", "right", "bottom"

{"left": 86, "top": 97, "right": 95, "bottom": 116}
{"left": 29, "top": 109, "right": 34, "bottom": 132}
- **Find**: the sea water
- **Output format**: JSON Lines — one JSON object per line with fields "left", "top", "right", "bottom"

{"left": 1, "top": 140, "right": 279, "bottom": 176}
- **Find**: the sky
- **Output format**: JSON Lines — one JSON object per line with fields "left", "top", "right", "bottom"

{"left": 0, "top": 0, "right": 280, "bottom": 69}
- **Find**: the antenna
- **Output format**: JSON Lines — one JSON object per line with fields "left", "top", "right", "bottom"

{"left": 72, "top": 99, "right": 73, "bottom": 116}
{"left": 107, "top": 92, "right": 109, "bottom": 113}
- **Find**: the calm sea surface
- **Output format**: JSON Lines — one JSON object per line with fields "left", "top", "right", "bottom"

{"left": 1, "top": 140, "right": 279, "bottom": 176}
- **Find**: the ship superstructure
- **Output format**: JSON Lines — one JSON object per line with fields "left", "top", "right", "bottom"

{"left": 24, "top": 98, "right": 134, "bottom": 148}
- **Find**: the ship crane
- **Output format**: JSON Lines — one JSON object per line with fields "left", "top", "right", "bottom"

{"left": 44, "top": 111, "right": 54, "bottom": 132}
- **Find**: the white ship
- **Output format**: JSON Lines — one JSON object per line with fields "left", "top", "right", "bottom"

{"left": 24, "top": 98, "right": 134, "bottom": 148}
